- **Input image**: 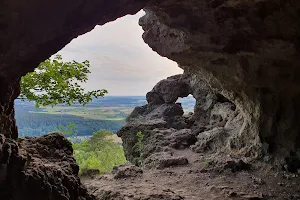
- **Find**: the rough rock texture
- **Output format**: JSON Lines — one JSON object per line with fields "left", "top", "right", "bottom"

{"left": 119, "top": 72, "right": 300, "bottom": 171}
{"left": 0, "top": 0, "right": 299, "bottom": 165}
{"left": 0, "top": 133, "right": 94, "bottom": 200}
{"left": 147, "top": 74, "right": 190, "bottom": 104}
{"left": 139, "top": 0, "right": 300, "bottom": 159}
{"left": 144, "top": 152, "right": 189, "bottom": 169}
{"left": 112, "top": 163, "right": 143, "bottom": 179}
{"left": 0, "top": 77, "right": 20, "bottom": 139}
{"left": 94, "top": 71, "right": 300, "bottom": 199}
{"left": 118, "top": 74, "right": 245, "bottom": 167}
{"left": 1, "top": 0, "right": 300, "bottom": 198}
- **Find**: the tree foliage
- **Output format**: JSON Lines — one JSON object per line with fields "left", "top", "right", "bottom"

{"left": 72, "top": 130, "right": 126, "bottom": 173}
{"left": 20, "top": 54, "right": 108, "bottom": 107}
{"left": 56, "top": 122, "right": 78, "bottom": 136}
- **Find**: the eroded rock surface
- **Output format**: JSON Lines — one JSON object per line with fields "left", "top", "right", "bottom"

{"left": 112, "top": 163, "right": 143, "bottom": 179}
{"left": 1, "top": 0, "right": 300, "bottom": 199}
{"left": 0, "top": 133, "right": 94, "bottom": 200}
{"left": 87, "top": 71, "right": 300, "bottom": 200}
{"left": 118, "top": 74, "right": 245, "bottom": 165}
{"left": 140, "top": 0, "right": 300, "bottom": 160}
{"left": 0, "top": 0, "right": 299, "bottom": 168}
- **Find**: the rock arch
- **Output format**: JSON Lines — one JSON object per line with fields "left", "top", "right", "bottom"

{"left": 0, "top": 1, "right": 300, "bottom": 199}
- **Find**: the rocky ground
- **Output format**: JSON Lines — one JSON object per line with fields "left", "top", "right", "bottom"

{"left": 83, "top": 150, "right": 300, "bottom": 200}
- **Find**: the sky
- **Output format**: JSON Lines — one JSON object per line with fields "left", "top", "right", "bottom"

{"left": 57, "top": 10, "right": 183, "bottom": 96}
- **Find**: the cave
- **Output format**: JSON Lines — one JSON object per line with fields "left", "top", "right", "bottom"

{"left": 1, "top": 0, "right": 300, "bottom": 199}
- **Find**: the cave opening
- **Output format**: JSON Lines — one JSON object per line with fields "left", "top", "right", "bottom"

{"left": 176, "top": 94, "right": 196, "bottom": 114}
{"left": 15, "top": 10, "right": 183, "bottom": 138}
{"left": 14, "top": 10, "right": 186, "bottom": 176}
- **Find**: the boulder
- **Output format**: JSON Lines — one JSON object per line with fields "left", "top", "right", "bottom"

{"left": 148, "top": 75, "right": 190, "bottom": 104}
{"left": 0, "top": 133, "right": 94, "bottom": 200}
{"left": 144, "top": 152, "right": 189, "bottom": 169}
{"left": 112, "top": 164, "right": 143, "bottom": 179}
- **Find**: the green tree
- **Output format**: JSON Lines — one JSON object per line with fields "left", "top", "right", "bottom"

{"left": 73, "top": 130, "right": 126, "bottom": 173}
{"left": 56, "top": 122, "right": 78, "bottom": 136}
{"left": 20, "top": 54, "right": 107, "bottom": 107}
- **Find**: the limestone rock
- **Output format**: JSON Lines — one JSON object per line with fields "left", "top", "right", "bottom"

{"left": 144, "top": 152, "right": 189, "bottom": 169}
{"left": 167, "top": 129, "right": 197, "bottom": 150}
{"left": 118, "top": 73, "right": 249, "bottom": 165}
{"left": 191, "top": 127, "right": 229, "bottom": 153}
{"left": 140, "top": 0, "right": 300, "bottom": 162}
{"left": 0, "top": 133, "right": 94, "bottom": 200}
{"left": 148, "top": 75, "right": 190, "bottom": 104}
{"left": 112, "top": 163, "right": 143, "bottom": 179}
{"left": 0, "top": 1, "right": 299, "bottom": 194}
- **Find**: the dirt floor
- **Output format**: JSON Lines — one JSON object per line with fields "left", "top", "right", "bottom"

{"left": 83, "top": 149, "right": 300, "bottom": 200}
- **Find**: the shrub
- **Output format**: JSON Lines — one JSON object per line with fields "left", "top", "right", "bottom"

{"left": 133, "top": 131, "right": 144, "bottom": 166}
{"left": 73, "top": 130, "right": 127, "bottom": 174}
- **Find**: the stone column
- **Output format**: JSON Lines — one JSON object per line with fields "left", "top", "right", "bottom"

{"left": 0, "top": 77, "right": 20, "bottom": 139}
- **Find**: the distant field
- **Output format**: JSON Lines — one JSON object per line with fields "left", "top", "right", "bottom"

{"left": 15, "top": 96, "right": 195, "bottom": 137}
{"left": 31, "top": 106, "right": 133, "bottom": 120}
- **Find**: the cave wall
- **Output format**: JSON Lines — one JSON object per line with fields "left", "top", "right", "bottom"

{"left": 0, "top": 0, "right": 299, "bottom": 156}
{"left": 0, "top": 77, "right": 20, "bottom": 139}
{"left": 139, "top": 0, "right": 300, "bottom": 157}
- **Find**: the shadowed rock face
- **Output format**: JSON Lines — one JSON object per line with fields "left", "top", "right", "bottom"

{"left": 0, "top": 133, "right": 94, "bottom": 200}
{"left": 0, "top": 0, "right": 298, "bottom": 156}
{"left": 0, "top": 77, "right": 20, "bottom": 139}
{"left": 139, "top": 0, "right": 300, "bottom": 157}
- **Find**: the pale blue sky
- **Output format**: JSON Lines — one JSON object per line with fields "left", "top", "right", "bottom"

{"left": 57, "top": 11, "right": 183, "bottom": 96}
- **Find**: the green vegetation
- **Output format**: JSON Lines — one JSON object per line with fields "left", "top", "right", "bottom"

{"left": 56, "top": 122, "right": 78, "bottom": 136}
{"left": 17, "top": 55, "right": 131, "bottom": 175}
{"left": 32, "top": 106, "right": 131, "bottom": 120}
{"left": 55, "top": 124, "right": 126, "bottom": 175}
{"left": 16, "top": 111, "right": 125, "bottom": 136}
{"left": 73, "top": 130, "right": 126, "bottom": 174}
{"left": 133, "top": 131, "right": 145, "bottom": 166}
{"left": 20, "top": 54, "right": 107, "bottom": 107}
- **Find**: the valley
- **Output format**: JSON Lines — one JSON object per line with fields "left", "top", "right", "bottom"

{"left": 15, "top": 96, "right": 195, "bottom": 136}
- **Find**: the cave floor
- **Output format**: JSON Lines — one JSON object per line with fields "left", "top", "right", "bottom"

{"left": 83, "top": 149, "right": 300, "bottom": 200}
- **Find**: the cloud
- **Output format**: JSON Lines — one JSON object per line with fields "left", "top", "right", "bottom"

{"left": 57, "top": 10, "right": 183, "bottom": 96}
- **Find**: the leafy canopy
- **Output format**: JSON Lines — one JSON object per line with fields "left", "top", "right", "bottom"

{"left": 72, "top": 129, "right": 126, "bottom": 173}
{"left": 53, "top": 124, "right": 126, "bottom": 173}
{"left": 56, "top": 122, "right": 78, "bottom": 136}
{"left": 20, "top": 54, "right": 108, "bottom": 107}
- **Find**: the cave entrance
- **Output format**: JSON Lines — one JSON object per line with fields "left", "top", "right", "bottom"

{"left": 176, "top": 95, "right": 196, "bottom": 114}
{"left": 14, "top": 10, "right": 184, "bottom": 175}
{"left": 15, "top": 10, "right": 183, "bottom": 137}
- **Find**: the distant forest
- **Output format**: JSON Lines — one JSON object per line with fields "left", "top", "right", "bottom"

{"left": 16, "top": 112, "right": 125, "bottom": 136}
{"left": 15, "top": 96, "right": 195, "bottom": 136}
